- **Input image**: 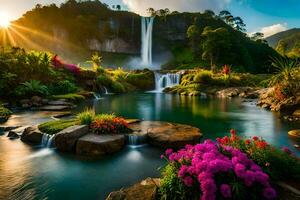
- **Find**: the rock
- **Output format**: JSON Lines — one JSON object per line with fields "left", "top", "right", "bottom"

{"left": 293, "top": 110, "right": 300, "bottom": 117}
{"left": 55, "top": 125, "right": 89, "bottom": 152}
{"left": 130, "top": 121, "right": 202, "bottom": 149}
{"left": 47, "top": 100, "right": 73, "bottom": 106}
{"left": 125, "top": 119, "right": 141, "bottom": 124}
{"left": 288, "top": 130, "right": 300, "bottom": 139}
{"left": 21, "top": 126, "right": 43, "bottom": 144}
{"left": 52, "top": 112, "right": 73, "bottom": 119}
{"left": 39, "top": 105, "right": 71, "bottom": 111}
{"left": 76, "top": 134, "right": 125, "bottom": 156}
{"left": 0, "top": 126, "right": 21, "bottom": 132}
{"left": 31, "top": 96, "right": 43, "bottom": 107}
{"left": 7, "top": 131, "right": 20, "bottom": 139}
{"left": 216, "top": 87, "right": 253, "bottom": 98}
{"left": 106, "top": 178, "right": 160, "bottom": 200}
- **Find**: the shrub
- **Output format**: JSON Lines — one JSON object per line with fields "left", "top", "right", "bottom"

{"left": 51, "top": 93, "right": 85, "bottom": 102}
{"left": 193, "top": 70, "right": 213, "bottom": 83}
{"left": 49, "top": 80, "right": 78, "bottom": 95}
{"left": 0, "top": 106, "right": 12, "bottom": 121}
{"left": 38, "top": 119, "right": 78, "bottom": 135}
{"left": 159, "top": 140, "right": 277, "bottom": 200}
{"left": 217, "top": 130, "right": 300, "bottom": 181}
{"left": 97, "top": 74, "right": 113, "bottom": 86}
{"left": 111, "top": 81, "right": 126, "bottom": 93}
{"left": 76, "top": 109, "right": 95, "bottom": 125}
{"left": 15, "top": 80, "right": 49, "bottom": 97}
{"left": 90, "top": 114, "right": 131, "bottom": 134}
{"left": 112, "top": 67, "right": 128, "bottom": 82}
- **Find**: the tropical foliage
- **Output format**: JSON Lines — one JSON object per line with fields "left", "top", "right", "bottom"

{"left": 0, "top": 105, "right": 12, "bottom": 121}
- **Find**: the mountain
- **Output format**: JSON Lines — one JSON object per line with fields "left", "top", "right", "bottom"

{"left": 266, "top": 28, "right": 300, "bottom": 47}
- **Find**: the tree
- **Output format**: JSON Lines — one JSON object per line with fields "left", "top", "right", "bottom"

{"left": 251, "top": 32, "right": 264, "bottom": 41}
{"left": 204, "top": 10, "right": 215, "bottom": 17}
{"left": 116, "top": 5, "right": 121, "bottom": 11}
{"left": 201, "top": 27, "right": 231, "bottom": 69}
{"left": 187, "top": 25, "right": 200, "bottom": 53}
{"left": 147, "top": 8, "right": 156, "bottom": 16}
{"left": 233, "top": 17, "right": 246, "bottom": 32}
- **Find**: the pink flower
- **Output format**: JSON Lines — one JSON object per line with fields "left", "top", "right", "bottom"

{"left": 263, "top": 187, "right": 277, "bottom": 199}
{"left": 220, "top": 184, "right": 232, "bottom": 198}
{"left": 183, "top": 176, "right": 194, "bottom": 187}
{"left": 165, "top": 148, "right": 173, "bottom": 155}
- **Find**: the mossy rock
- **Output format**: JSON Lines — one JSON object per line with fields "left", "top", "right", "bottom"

{"left": 288, "top": 130, "right": 300, "bottom": 139}
{"left": 38, "top": 119, "right": 78, "bottom": 135}
{"left": 51, "top": 93, "right": 85, "bottom": 102}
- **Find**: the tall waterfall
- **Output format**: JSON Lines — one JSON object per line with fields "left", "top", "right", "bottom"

{"left": 141, "top": 17, "right": 155, "bottom": 66}
{"left": 154, "top": 72, "right": 181, "bottom": 92}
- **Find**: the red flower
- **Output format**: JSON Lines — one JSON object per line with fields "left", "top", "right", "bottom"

{"left": 255, "top": 141, "right": 268, "bottom": 149}
{"left": 253, "top": 136, "right": 259, "bottom": 141}
{"left": 222, "top": 65, "right": 230, "bottom": 75}
{"left": 245, "top": 139, "right": 251, "bottom": 145}
{"left": 230, "top": 129, "right": 236, "bottom": 136}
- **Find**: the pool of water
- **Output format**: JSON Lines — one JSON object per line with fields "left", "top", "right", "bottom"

{"left": 0, "top": 93, "right": 299, "bottom": 200}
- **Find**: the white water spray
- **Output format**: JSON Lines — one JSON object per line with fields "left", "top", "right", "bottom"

{"left": 141, "top": 17, "right": 155, "bottom": 66}
{"left": 41, "top": 134, "right": 55, "bottom": 148}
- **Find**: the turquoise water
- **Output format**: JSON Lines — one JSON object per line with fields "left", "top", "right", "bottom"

{"left": 0, "top": 93, "right": 299, "bottom": 200}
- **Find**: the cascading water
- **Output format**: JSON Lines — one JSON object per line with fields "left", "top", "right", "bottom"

{"left": 93, "top": 93, "right": 102, "bottom": 100}
{"left": 104, "top": 87, "right": 109, "bottom": 95}
{"left": 41, "top": 134, "right": 55, "bottom": 148}
{"left": 154, "top": 72, "right": 181, "bottom": 92}
{"left": 141, "top": 17, "right": 155, "bottom": 66}
{"left": 126, "top": 133, "right": 148, "bottom": 146}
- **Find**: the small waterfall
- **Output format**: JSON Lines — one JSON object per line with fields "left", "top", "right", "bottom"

{"left": 93, "top": 93, "right": 102, "bottom": 100}
{"left": 104, "top": 87, "right": 109, "bottom": 95}
{"left": 154, "top": 72, "right": 181, "bottom": 92}
{"left": 141, "top": 17, "right": 155, "bottom": 66}
{"left": 41, "top": 134, "right": 55, "bottom": 148}
{"left": 126, "top": 134, "right": 148, "bottom": 146}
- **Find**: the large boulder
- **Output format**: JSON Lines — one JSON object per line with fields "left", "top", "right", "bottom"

{"left": 21, "top": 126, "right": 43, "bottom": 144}
{"left": 106, "top": 178, "right": 160, "bottom": 200}
{"left": 76, "top": 134, "right": 125, "bottom": 157}
{"left": 129, "top": 121, "right": 202, "bottom": 149}
{"left": 216, "top": 87, "right": 253, "bottom": 98}
{"left": 55, "top": 125, "right": 89, "bottom": 152}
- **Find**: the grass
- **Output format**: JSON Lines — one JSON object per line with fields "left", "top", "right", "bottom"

{"left": 38, "top": 119, "right": 78, "bottom": 135}
{"left": 76, "top": 109, "right": 95, "bottom": 125}
{"left": 51, "top": 93, "right": 85, "bottom": 102}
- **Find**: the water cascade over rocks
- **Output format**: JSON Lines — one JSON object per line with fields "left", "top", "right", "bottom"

{"left": 154, "top": 72, "right": 181, "bottom": 92}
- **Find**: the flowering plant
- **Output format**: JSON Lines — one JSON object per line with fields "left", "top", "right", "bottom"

{"left": 51, "top": 55, "right": 81, "bottom": 74}
{"left": 159, "top": 139, "right": 276, "bottom": 200}
{"left": 222, "top": 64, "right": 231, "bottom": 76}
{"left": 90, "top": 114, "right": 131, "bottom": 134}
{"left": 217, "top": 130, "right": 300, "bottom": 181}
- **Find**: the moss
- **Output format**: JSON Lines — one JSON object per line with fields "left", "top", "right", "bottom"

{"left": 51, "top": 93, "right": 85, "bottom": 102}
{"left": 124, "top": 71, "right": 155, "bottom": 90}
{"left": 38, "top": 119, "right": 78, "bottom": 135}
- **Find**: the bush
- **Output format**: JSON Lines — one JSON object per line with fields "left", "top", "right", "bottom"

{"left": 51, "top": 93, "right": 85, "bottom": 102}
{"left": 49, "top": 80, "right": 78, "bottom": 95}
{"left": 0, "top": 106, "right": 12, "bottom": 121}
{"left": 76, "top": 109, "right": 95, "bottom": 125}
{"left": 97, "top": 74, "right": 113, "bottom": 86}
{"left": 193, "top": 70, "right": 213, "bottom": 83}
{"left": 124, "top": 71, "right": 154, "bottom": 90}
{"left": 217, "top": 130, "right": 300, "bottom": 181}
{"left": 111, "top": 81, "right": 126, "bottom": 93}
{"left": 15, "top": 80, "right": 49, "bottom": 97}
{"left": 90, "top": 114, "right": 131, "bottom": 134}
{"left": 159, "top": 140, "right": 277, "bottom": 200}
{"left": 38, "top": 119, "right": 78, "bottom": 135}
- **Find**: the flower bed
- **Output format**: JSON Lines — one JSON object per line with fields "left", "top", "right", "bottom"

{"left": 159, "top": 131, "right": 300, "bottom": 200}
{"left": 89, "top": 114, "right": 131, "bottom": 135}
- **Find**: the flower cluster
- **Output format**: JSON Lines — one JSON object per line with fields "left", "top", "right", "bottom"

{"left": 90, "top": 117, "right": 129, "bottom": 134}
{"left": 222, "top": 64, "right": 230, "bottom": 75}
{"left": 51, "top": 55, "right": 80, "bottom": 74}
{"left": 162, "top": 139, "right": 276, "bottom": 200}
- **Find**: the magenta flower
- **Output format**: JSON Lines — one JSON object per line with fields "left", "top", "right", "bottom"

{"left": 165, "top": 148, "right": 173, "bottom": 155}
{"left": 220, "top": 184, "right": 232, "bottom": 198}
{"left": 263, "top": 187, "right": 277, "bottom": 199}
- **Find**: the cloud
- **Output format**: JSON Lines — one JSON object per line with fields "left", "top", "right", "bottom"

{"left": 122, "top": 0, "right": 231, "bottom": 16}
{"left": 259, "top": 23, "right": 288, "bottom": 37}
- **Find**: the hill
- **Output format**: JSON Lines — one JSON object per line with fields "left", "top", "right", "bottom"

{"left": 0, "top": 0, "right": 279, "bottom": 73}
{"left": 266, "top": 28, "right": 300, "bottom": 47}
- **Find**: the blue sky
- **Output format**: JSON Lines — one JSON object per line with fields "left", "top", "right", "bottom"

{"left": 0, "top": 0, "right": 299, "bottom": 36}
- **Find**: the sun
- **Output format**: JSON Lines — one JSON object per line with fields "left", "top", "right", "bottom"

{"left": 0, "top": 12, "right": 11, "bottom": 28}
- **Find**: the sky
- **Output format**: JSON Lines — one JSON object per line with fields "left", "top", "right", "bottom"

{"left": 0, "top": 0, "right": 299, "bottom": 37}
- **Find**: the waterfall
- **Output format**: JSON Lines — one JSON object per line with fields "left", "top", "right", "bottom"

{"left": 93, "top": 93, "right": 102, "bottom": 100}
{"left": 141, "top": 17, "right": 155, "bottom": 66}
{"left": 104, "top": 87, "right": 109, "bottom": 95}
{"left": 41, "top": 134, "right": 55, "bottom": 148}
{"left": 126, "top": 134, "right": 148, "bottom": 146}
{"left": 154, "top": 72, "right": 181, "bottom": 92}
